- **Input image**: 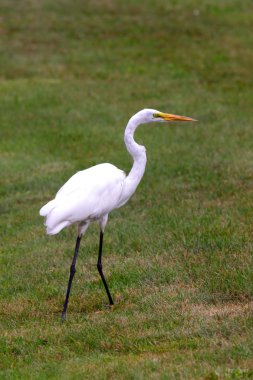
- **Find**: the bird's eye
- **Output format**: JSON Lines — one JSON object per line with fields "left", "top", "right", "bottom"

{"left": 153, "top": 113, "right": 162, "bottom": 118}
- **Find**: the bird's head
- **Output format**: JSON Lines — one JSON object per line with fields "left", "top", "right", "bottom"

{"left": 134, "top": 108, "right": 197, "bottom": 124}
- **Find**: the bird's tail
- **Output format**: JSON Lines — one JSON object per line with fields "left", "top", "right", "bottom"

{"left": 46, "top": 219, "right": 71, "bottom": 235}
{"left": 40, "top": 199, "right": 71, "bottom": 235}
{"left": 40, "top": 200, "right": 56, "bottom": 217}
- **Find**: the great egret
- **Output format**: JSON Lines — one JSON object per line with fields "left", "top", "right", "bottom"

{"left": 40, "top": 108, "right": 195, "bottom": 320}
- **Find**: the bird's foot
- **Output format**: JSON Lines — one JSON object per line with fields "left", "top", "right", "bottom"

{"left": 103, "top": 303, "right": 114, "bottom": 310}
{"left": 61, "top": 312, "right": 67, "bottom": 323}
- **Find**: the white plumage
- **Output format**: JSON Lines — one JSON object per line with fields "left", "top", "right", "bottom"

{"left": 39, "top": 108, "right": 195, "bottom": 320}
{"left": 40, "top": 163, "right": 126, "bottom": 235}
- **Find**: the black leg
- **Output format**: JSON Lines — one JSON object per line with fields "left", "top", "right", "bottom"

{"left": 97, "top": 231, "right": 114, "bottom": 305}
{"left": 61, "top": 235, "right": 82, "bottom": 322}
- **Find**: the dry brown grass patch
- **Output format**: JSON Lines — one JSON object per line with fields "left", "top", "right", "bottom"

{"left": 189, "top": 300, "right": 253, "bottom": 319}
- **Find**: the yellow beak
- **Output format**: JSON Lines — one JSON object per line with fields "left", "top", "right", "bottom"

{"left": 159, "top": 112, "right": 197, "bottom": 122}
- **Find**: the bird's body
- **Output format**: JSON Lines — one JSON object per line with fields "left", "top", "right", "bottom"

{"left": 40, "top": 108, "right": 195, "bottom": 320}
{"left": 40, "top": 163, "right": 127, "bottom": 235}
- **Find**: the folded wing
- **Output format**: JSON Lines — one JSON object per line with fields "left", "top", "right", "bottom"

{"left": 40, "top": 163, "right": 126, "bottom": 235}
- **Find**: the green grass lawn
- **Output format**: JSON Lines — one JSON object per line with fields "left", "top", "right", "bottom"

{"left": 1, "top": 0, "right": 253, "bottom": 378}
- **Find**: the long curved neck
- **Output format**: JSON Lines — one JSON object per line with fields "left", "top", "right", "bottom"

{"left": 121, "top": 115, "right": 147, "bottom": 203}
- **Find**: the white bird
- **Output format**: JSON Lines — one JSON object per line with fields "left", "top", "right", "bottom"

{"left": 40, "top": 108, "right": 195, "bottom": 320}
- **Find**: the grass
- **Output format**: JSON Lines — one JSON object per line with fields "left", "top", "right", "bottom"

{"left": 1, "top": 0, "right": 253, "bottom": 378}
